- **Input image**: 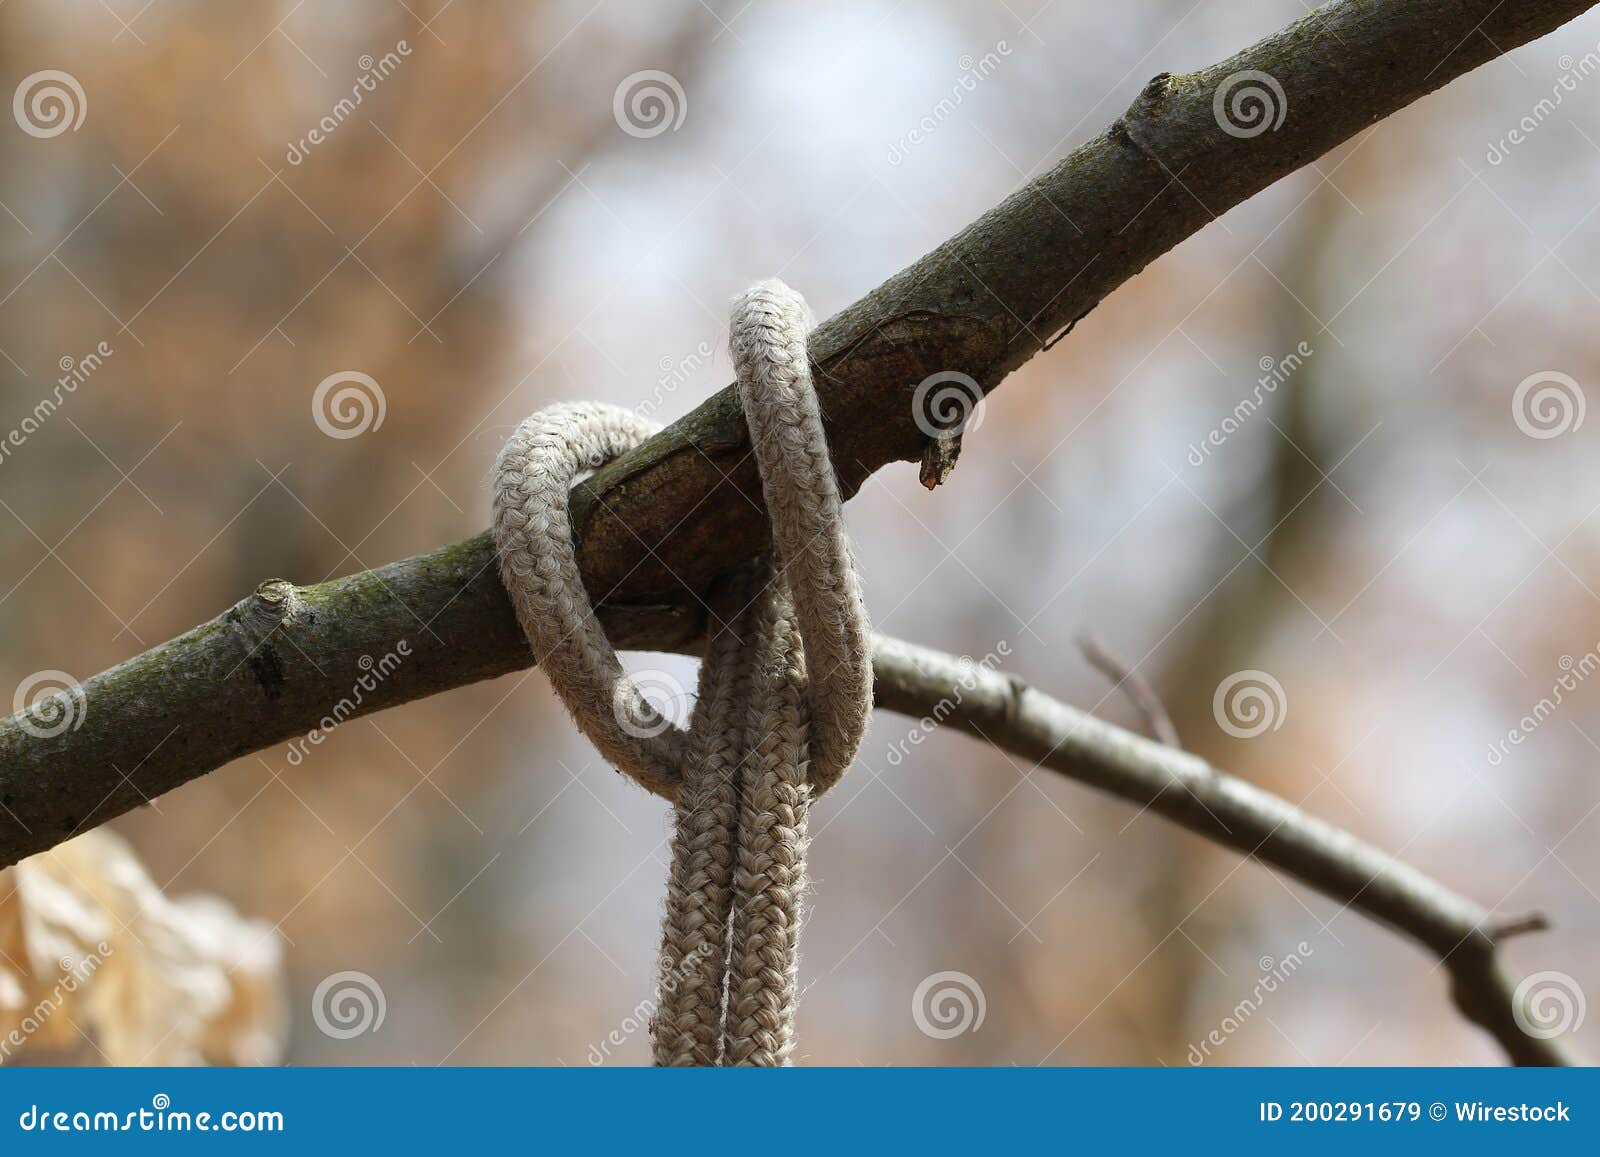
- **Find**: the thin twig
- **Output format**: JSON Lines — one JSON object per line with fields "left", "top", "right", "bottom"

{"left": 1486, "top": 912, "right": 1551, "bottom": 942}
{"left": 1077, "top": 635, "right": 1181, "bottom": 748}
{"left": 870, "top": 635, "right": 1579, "bottom": 1067}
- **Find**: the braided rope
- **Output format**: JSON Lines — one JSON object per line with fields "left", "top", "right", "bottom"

{"left": 491, "top": 279, "right": 871, "bottom": 1065}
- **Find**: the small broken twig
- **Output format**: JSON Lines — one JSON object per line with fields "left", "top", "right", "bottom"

{"left": 1078, "top": 634, "right": 1181, "bottom": 748}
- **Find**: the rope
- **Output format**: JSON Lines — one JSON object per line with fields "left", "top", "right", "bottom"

{"left": 491, "top": 280, "right": 871, "bottom": 1065}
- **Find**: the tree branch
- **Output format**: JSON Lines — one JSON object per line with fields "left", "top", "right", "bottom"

{"left": 0, "top": 0, "right": 1590, "bottom": 1064}
{"left": 871, "top": 637, "right": 1578, "bottom": 1067}
{"left": 563, "top": 0, "right": 1597, "bottom": 621}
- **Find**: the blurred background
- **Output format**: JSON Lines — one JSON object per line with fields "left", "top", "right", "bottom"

{"left": 0, "top": 0, "right": 1597, "bottom": 1065}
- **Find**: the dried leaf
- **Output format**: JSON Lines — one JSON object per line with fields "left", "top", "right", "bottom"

{"left": 0, "top": 830, "right": 285, "bottom": 1066}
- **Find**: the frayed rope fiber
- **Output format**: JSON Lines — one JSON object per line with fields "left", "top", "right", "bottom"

{"left": 491, "top": 280, "right": 872, "bottom": 1065}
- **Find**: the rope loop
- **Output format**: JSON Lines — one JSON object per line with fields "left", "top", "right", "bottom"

{"left": 493, "top": 401, "right": 684, "bottom": 797}
{"left": 492, "top": 279, "right": 870, "bottom": 800}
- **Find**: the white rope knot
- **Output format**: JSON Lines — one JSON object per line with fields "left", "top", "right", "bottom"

{"left": 492, "top": 279, "right": 871, "bottom": 1065}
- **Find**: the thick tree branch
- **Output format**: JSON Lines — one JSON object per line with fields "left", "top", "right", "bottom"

{"left": 565, "top": 0, "right": 1598, "bottom": 621}
{"left": 6, "top": 0, "right": 1589, "bottom": 855}
{"left": 0, "top": 0, "right": 1590, "bottom": 1064}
